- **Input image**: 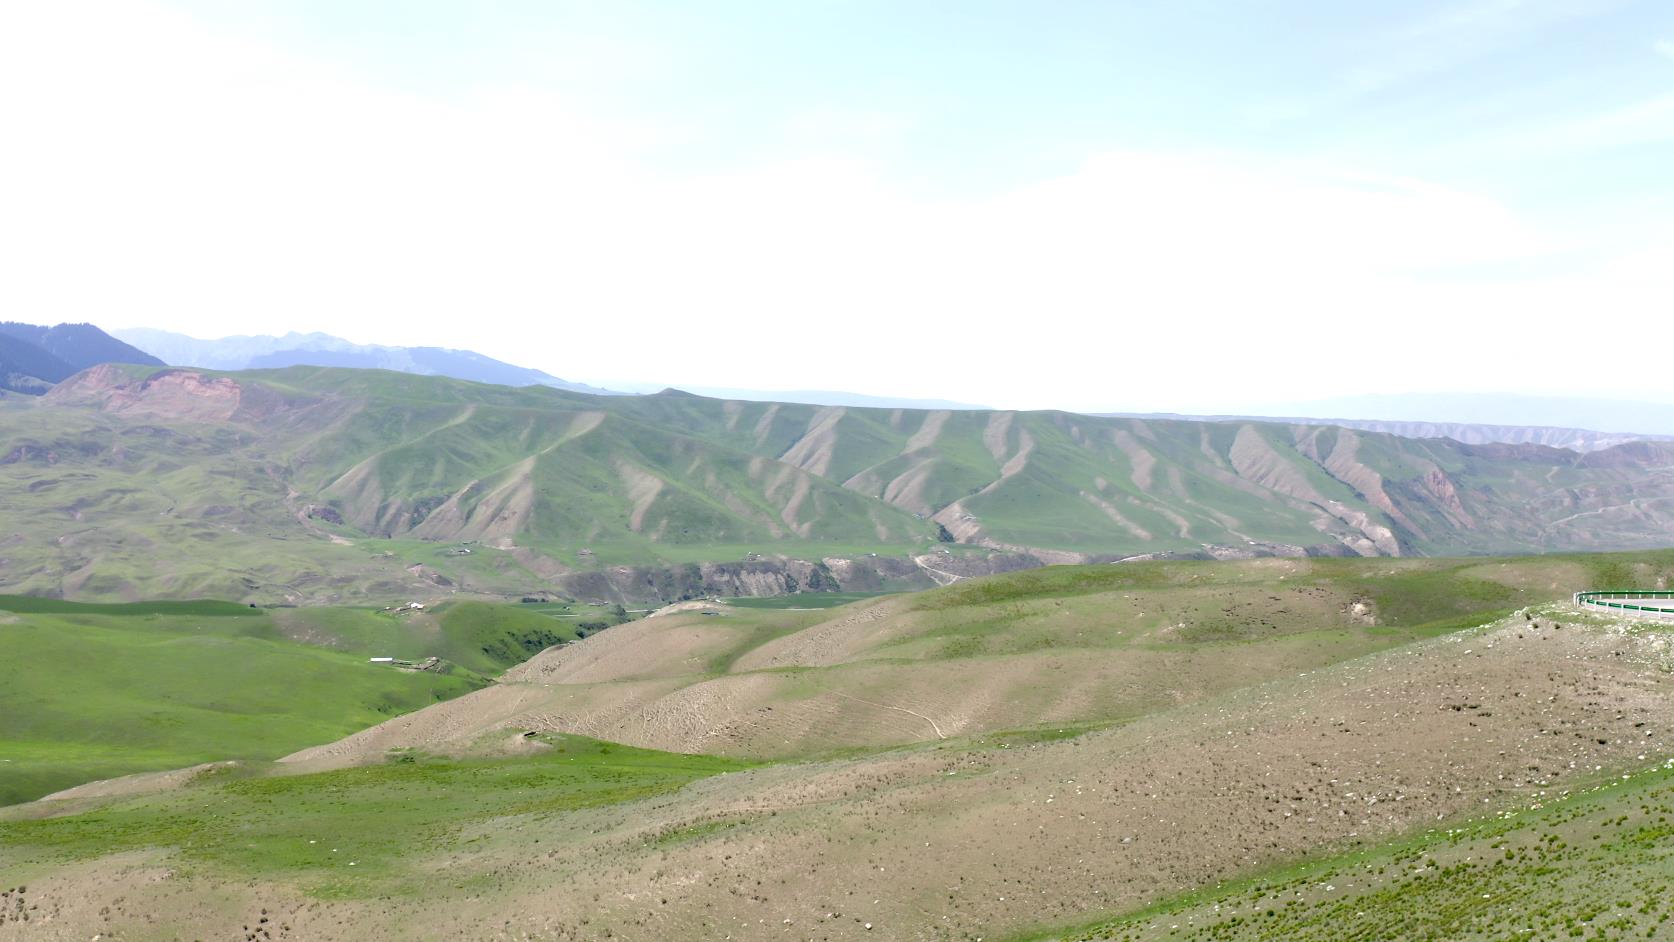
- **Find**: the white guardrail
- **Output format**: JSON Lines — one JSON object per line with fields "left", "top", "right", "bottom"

{"left": 1575, "top": 590, "right": 1674, "bottom": 621}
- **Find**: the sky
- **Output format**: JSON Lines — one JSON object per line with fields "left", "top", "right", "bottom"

{"left": 2, "top": 0, "right": 1673, "bottom": 413}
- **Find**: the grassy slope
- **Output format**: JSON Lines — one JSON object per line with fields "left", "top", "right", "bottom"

{"left": 0, "top": 402, "right": 438, "bottom": 602}
{"left": 10, "top": 366, "right": 1674, "bottom": 603}
{"left": 0, "top": 597, "right": 600, "bottom": 805}
{"left": 0, "top": 736, "right": 746, "bottom": 896}
{"left": 0, "top": 735, "right": 748, "bottom": 899}
{"left": 917, "top": 548, "right": 1674, "bottom": 633}
{"left": 268, "top": 600, "right": 611, "bottom": 675}
{"left": 1030, "top": 758, "right": 1674, "bottom": 942}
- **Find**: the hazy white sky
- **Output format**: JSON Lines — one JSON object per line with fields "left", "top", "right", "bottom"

{"left": 3, "top": 1, "right": 1673, "bottom": 412}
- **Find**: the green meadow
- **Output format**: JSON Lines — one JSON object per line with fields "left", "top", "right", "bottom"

{"left": 0, "top": 597, "right": 601, "bottom": 805}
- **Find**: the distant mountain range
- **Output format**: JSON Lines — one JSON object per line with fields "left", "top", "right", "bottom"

{"left": 5, "top": 325, "right": 1673, "bottom": 458}
{"left": 9, "top": 363, "right": 1674, "bottom": 603}
{"left": 111, "top": 328, "right": 617, "bottom": 395}
{"left": 694, "top": 393, "right": 1674, "bottom": 451}
{"left": 1104, "top": 413, "right": 1674, "bottom": 454}
{"left": 0, "top": 322, "right": 163, "bottom": 395}
{"left": 113, "top": 329, "right": 996, "bottom": 410}
{"left": 623, "top": 385, "right": 991, "bottom": 411}
{"left": 1249, "top": 393, "right": 1674, "bottom": 438}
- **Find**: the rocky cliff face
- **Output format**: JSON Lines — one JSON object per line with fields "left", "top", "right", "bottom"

{"left": 541, "top": 543, "right": 1377, "bottom": 605}
{"left": 47, "top": 366, "right": 249, "bottom": 422}
{"left": 546, "top": 552, "right": 1057, "bottom": 605}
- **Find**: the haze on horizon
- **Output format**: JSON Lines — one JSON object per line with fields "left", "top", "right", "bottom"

{"left": 3, "top": 1, "right": 1673, "bottom": 414}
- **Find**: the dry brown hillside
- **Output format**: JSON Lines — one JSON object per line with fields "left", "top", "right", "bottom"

{"left": 282, "top": 559, "right": 1470, "bottom": 765}
{"left": 6, "top": 604, "right": 1672, "bottom": 941}
{"left": 10, "top": 556, "right": 1674, "bottom": 941}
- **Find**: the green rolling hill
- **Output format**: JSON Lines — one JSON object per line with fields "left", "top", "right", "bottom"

{"left": 3, "top": 363, "right": 1674, "bottom": 603}
{"left": 0, "top": 595, "right": 616, "bottom": 805}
